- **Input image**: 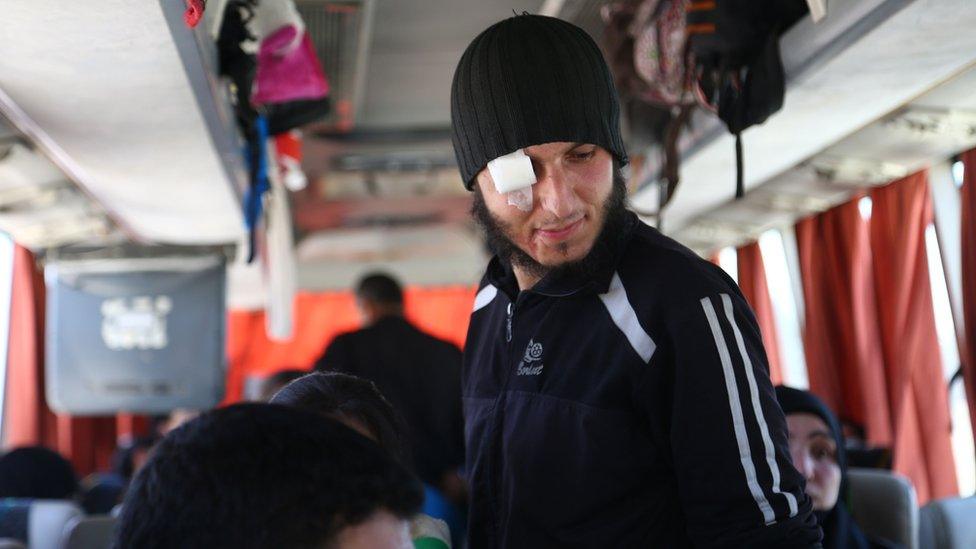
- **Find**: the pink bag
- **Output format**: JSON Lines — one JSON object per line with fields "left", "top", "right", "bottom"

{"left": 252, "top": 25, "right": 330, "bottom": 105}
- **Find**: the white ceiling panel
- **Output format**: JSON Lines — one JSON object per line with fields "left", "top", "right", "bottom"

{"left": 0, "top": 0, "right": 245, "bottom": 245}
{"left": 358, "top": 0, "right": 545, "bottom": 129}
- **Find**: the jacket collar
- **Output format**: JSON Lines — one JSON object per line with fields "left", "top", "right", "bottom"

{"left": 486, "top": 211, "right": 638, "bottom": 299}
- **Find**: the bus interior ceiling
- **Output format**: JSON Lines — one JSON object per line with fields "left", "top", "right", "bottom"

{"left": 0, "top": 0, "right": 975, "bottom": 289}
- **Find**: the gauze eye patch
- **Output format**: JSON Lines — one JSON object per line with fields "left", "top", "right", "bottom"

{"left": 486, "top": 149, "right": 536, "bottom": 212}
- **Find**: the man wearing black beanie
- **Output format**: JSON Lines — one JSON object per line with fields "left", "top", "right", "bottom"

{"left": 452, "top": 14, "right": 822, "bottom": 548}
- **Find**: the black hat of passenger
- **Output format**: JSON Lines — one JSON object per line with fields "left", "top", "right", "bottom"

{"left": 450, "top": 14, "right": 628, "bottom": 190}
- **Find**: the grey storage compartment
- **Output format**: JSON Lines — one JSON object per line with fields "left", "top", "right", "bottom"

{"left": 44, "top": 255, "right": 226, "bottom": 414}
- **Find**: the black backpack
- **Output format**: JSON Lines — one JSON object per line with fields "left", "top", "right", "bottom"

{"left": 687, "top": 0, "right": 809, "bottom": 197}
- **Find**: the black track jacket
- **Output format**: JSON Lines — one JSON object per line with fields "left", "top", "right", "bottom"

{"left": 462, "top": 212, "right": 822, "bottom": 548}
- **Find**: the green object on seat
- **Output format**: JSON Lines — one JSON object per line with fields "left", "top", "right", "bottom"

{"left": 413, "top": 536, "right": 450, "bottom": 549}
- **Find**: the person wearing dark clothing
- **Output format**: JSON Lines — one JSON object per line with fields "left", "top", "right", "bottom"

{"left": 450, "top": 14, "right": 821, "bottom": 548}
{"left": 79, "top": 473, "right": 126, "bottom": 515}
{"left": 111, "top": 435, "right": 158, "bottom": 482}
{"left": 776, "top": 386, "right": 902, "bottom": 549}
{"left": 315, "top": 273, "right": 465, "bottom": 495}
{"left": 0, "top": 446, "right": 77, "bottom": 500}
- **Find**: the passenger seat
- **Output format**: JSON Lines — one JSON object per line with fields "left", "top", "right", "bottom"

{"left": 59, "top": 515, "right": 116, "bottom": 549}
{"left": 0, "top": 499, "right": 83, "bottom": 549}
{"left": 919, "top": 496, "right": 976, "bottom": 549}
{"left": 847, "top": 467, "right": 919, "bottom": 549}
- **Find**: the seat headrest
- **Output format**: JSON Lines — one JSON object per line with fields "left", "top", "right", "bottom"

{"left": 28, "top": 500, "right": 84, "bottom": 549}
{"left": 847, "top": 467, "right": 919, "bottom": 549}
{"left": 61, "top": 515, "right": 117, "bottom": 549}
{"left": 920, "top": 496, "right": 976, "bottom": 549}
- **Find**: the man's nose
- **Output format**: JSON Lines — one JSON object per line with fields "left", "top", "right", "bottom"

{"left": 534, "top": 168, "right": 578, "bottom": 219}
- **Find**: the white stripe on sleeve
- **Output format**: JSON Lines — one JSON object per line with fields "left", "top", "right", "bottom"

{"left": 720, "top": 294, "right": 799, "bottom": 518}
{"left": 599, "top": 273, "right": 656, "bottom": 363}
{"left": 472, "top": 284, "right": 498, "bottom": 313}
{"left": 700, "top": 296, "right": 777, "bottom": 525}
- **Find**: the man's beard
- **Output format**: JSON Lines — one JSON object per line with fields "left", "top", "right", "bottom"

{"left": 471, "top": 170, "right": 629, "bottom": 283}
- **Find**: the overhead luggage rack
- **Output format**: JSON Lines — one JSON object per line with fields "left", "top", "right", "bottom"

{"left": 617, "top": 0, "right": 976, "bottom": 244}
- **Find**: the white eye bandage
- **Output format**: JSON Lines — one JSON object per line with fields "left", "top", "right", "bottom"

{"left": 487, "top": 149, "right": 536, "bottom": 212}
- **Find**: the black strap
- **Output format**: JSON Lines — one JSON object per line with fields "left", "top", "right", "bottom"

{"left": 734, "top": 131, "right": 744, "bottom": 198}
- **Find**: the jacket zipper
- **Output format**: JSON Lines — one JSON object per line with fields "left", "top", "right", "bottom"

{"left": 505, "top": 302, "right": 513, "bottom": 343}
{"left": 487, "top": 297, "right": 519, "bottom": 547}
{"left": 489, "top": 290, "right": 562, "bottom": 545}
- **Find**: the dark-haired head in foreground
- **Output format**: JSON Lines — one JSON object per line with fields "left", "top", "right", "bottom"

{"left": 0, "top": 446, "right": 78, "bottom": 500}
{"left": 270, "top": 372, "right": 406, "bottom": 461}
{"left": 114, "top": 403, "right": 422, "bottom": 549}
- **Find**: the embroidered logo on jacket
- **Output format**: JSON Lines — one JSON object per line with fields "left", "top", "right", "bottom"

{"left": 516, "top": 339, "right": 544, "bottom": 376}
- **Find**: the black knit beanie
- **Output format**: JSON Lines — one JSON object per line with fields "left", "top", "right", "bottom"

{"left": 450, "top": 14, "right": 628, "bottom": 190}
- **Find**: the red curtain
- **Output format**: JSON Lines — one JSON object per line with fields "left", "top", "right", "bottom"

{"left": 5, "top": 246, "right": 117, "bottom": 477}
{"left": 796, "top": 197, "right": 893, "bottom": 447}
{"left": 737, "top": 243, "right": 783, "bottom": 384}
{"left": 5, "top": 246, "right": 57, "bottom": 449}
{"left": 871, "top": 171, "right": 958, "bottom": 502}
{"left": 224, "top": 286, "right": 477, "bottom": 403}
{"left": 225, "top": 292, "right": 359, "bottom": 404}
{"left": 961, "top": 149, "right": 976, "bottom": 445}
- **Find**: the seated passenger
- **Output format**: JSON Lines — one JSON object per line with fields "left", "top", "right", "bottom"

{"left": 111, "top": 435, "right": 158, "bottom": 483}
{"left": 79, "top": 472, "right": 126, "bottom": 515}
{"left": 0, "top": 446, "right": 77, "bottom": 500}
{"left": 271, "top": 372, "right": 404, "bottom": 455}
{"left": 115, "top": 403, "right": 422, "bottom": 549}
{"left": 776, "top": 386, "right": 902, "bottom": 549}
{"left": 81, "top": 431, "right": 165, "bottom": 516}
{"left": 272, "top": 372, "right": 452, "bottom": 548}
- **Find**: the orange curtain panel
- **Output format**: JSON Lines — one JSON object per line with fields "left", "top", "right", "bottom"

{"left": 870, "top": 170, "right": 958, "bottom": 502}
{"left": 737, "top": 242, "right": 783, "bottom": 384}
{"left": 4, "top": 246, "right": 117, "bottom": 477}
{"left": 5, "top": 245, "right": 58, "bottom": 450}
{"left": 795, "top": 197, "right": 893, "bottom": 448}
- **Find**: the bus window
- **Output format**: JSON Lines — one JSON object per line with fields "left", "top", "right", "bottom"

{"left": 717, "top": 246, "right": 738, "bottom": 284}
{"left": 926, "top": 222, "right": 975, "bottom": 496}
{"left": 759, "top": 229, "right": 808, "bottom": 389}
